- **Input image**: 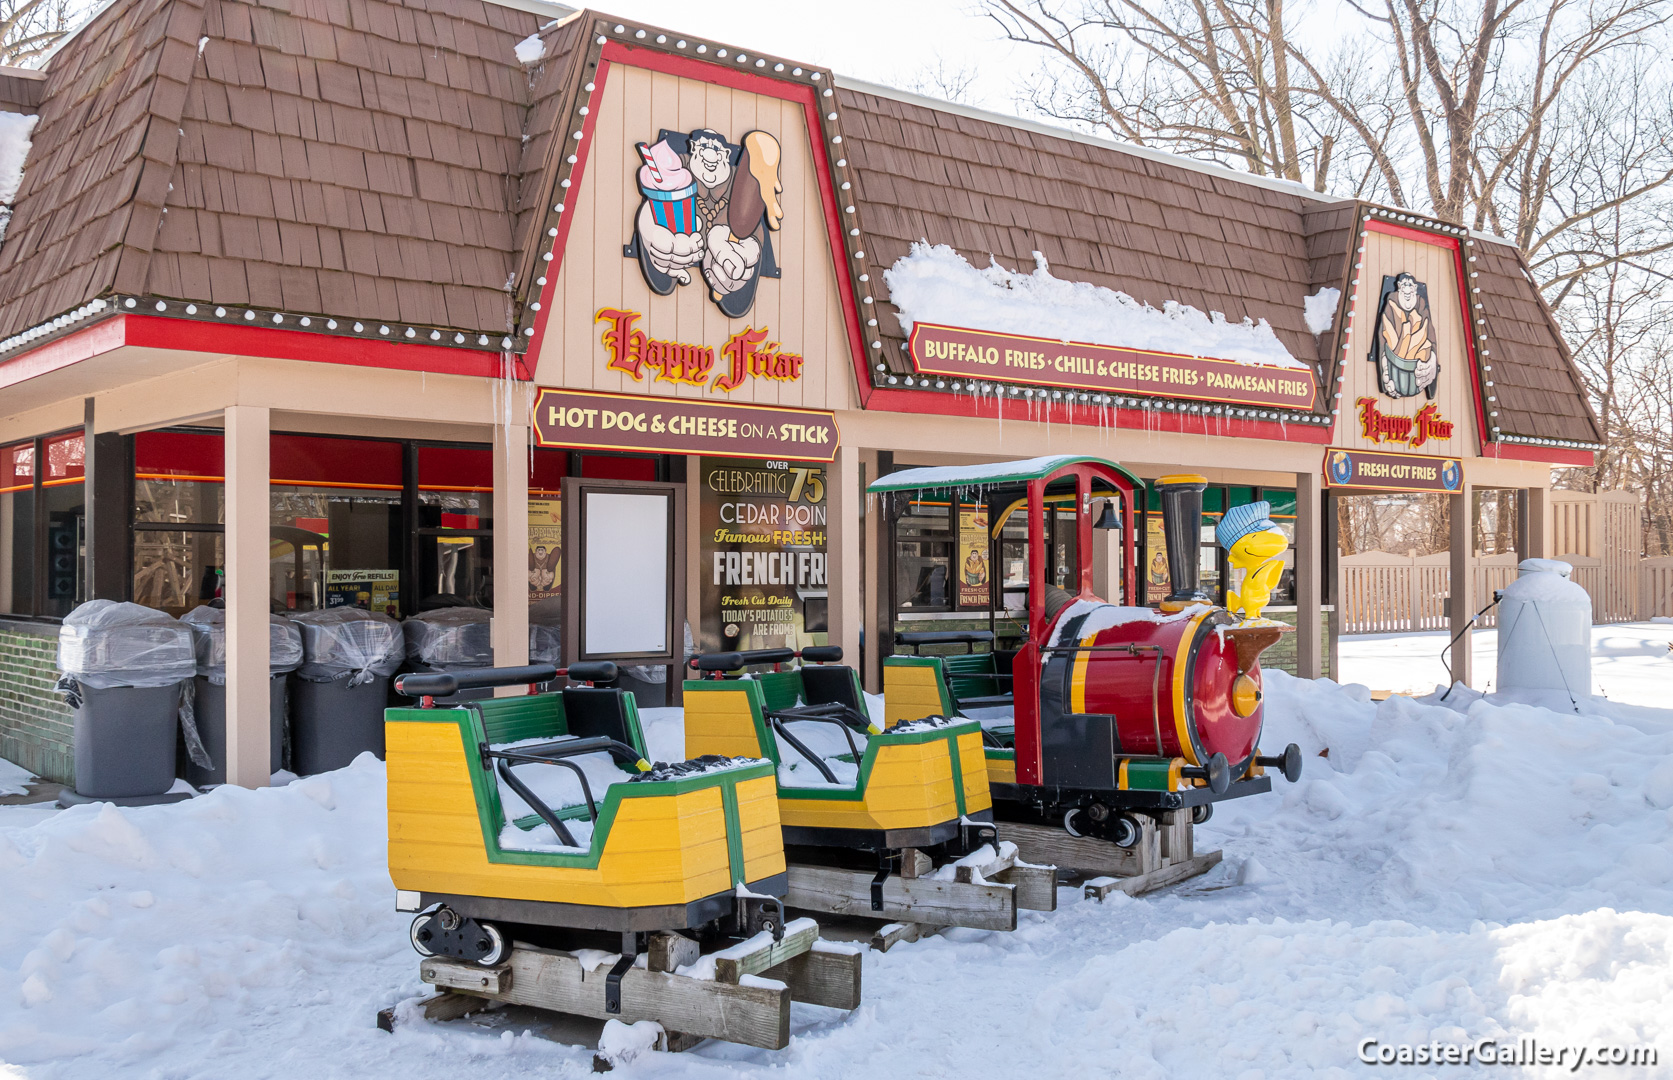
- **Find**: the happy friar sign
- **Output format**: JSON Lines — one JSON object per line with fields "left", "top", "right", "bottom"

{"left": 1370, "top": 272, "right": 1439, "bottom": 401}
{"left": 624, "top": 128, "right": 785, "bottom": 318}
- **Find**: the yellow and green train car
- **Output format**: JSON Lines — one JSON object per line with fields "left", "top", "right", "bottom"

{"left": 682, "top": 648, "right": 992, "bottom": 853}
{"left": 385, "top": 664, "right": 789, "bottom": 966}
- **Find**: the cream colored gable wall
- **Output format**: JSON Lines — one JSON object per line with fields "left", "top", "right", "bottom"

{"left": 532, "top": 63, "right": 859, "bottom": 411}
{"left": 1336, "top": 229, "right": 1479, "bottom": 455}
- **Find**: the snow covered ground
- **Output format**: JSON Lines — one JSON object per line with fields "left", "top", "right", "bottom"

{"left": 5, "top": 659, "right": 1673, "bottom": 1075}
{"left": 1341, "top": 620, "right": 1673, "bottom": 705}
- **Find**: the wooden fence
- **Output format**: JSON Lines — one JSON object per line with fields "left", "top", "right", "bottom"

{"left": 1340, "top": 489, "right": 1659, "bottom": 634}
{"left": 1343, "top": 552, "right": 1671, "bottom": 633}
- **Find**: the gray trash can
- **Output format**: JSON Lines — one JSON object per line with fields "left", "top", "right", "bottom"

{"left": 72, "top": 683, "right": 184, "bottom": 799}
{"left": 402, "top": 608, "right": 567, "bottom": 698}
{"left": 402, "top": 606, "right": 494, "bottom": 701}
{"left": 56, "top": 600, "right": 201, "bottom": 802}
{"left": 289, "top": 607, "right": 404, "bottom": 775}
{"left": 181, "top": 607, "right": 305, "bottom": 785}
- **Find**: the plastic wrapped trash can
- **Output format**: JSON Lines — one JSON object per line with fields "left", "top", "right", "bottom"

{"left": 289, "top": 607, "right": 403, "bottom": 774}
{"left": 402, "top": 609, "right": 566, "bottom": 698}
{"left": 181, "top": 606, "right": 305, "bottom": 784}
{"left": 56, "top": 600, "right": 201, "bottom": 801}
{"left": 402, "top": 607, "right": 494, "bottom": 700}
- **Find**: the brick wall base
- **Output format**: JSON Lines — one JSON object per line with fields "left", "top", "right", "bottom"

{"left": 0, "top": 621, "right": 74, "bottom": 786}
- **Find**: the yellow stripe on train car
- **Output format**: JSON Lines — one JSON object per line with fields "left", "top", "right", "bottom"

{"left": 385, "top": 718, "right": 784, "bottom": 909}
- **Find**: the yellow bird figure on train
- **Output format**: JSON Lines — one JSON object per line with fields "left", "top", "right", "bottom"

{"left": 1218, "top": 501, "right": 1289, "bottom": 626}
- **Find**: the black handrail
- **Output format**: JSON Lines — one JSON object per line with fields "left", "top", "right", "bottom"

{"left": 768, "top": 718, "right": 840, "bottom": 784}
{"left": 769, "top": 706, "right": 863, "bottom": 764}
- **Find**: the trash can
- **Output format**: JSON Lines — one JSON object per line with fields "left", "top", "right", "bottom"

{"left": 55, "top": 600, "right": 202, "bottom": 802}
{"left": 289, "top": 607, "right": 404, "bottom": 775}
{"left": 402, "top": 606, "right": 497, "bottom": 700}
{"left": 181, "top": 606, "right": 304, "bottom": 785}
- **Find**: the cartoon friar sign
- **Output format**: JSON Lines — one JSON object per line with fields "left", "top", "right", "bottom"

{"left": 1370, "top": 272, "right": 1440, "bottom": 400}
{"left": 625, "top": 128, "right": 785, "bottom": 319}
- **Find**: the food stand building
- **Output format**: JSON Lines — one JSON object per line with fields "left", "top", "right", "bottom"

{"left": 0, "top": 2, "right": 1601, "bottom": 786}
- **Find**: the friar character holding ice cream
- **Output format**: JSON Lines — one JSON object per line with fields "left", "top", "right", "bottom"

{"left": 630, "top": 128, "right": 784, "bottom": 318}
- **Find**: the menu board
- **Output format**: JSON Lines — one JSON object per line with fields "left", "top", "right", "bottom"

{"left": 957, "top": 505, "right": 989, "bottom": 608}
{"left": 698, "top": 458, "right": 828, "bottom": 654}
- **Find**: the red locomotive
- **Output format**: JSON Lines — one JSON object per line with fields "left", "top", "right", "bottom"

{"left": 875, "top": 456, "right": 1301, "bottom": 850}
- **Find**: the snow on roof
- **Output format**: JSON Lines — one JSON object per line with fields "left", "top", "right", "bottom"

{"left": 869, "top": 454, "right": 1139, "bottom": 494}
{"left": 883, "top": 243, "right": 1309, "bottom": 370}
{"left": 0, "top": 110, "right": 37, "bottom": 245}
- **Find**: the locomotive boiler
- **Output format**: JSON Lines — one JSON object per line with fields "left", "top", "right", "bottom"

{"left": 874, "top": 457, "right": 1302, "bottom": 854}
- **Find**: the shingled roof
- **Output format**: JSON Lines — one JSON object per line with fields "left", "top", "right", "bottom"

{"left": 0, "top": 2, "right": 1600, "bottom": 449}
{"left": 0, "top": 0, "right": 568, "bottom": 343}
{"left": 833, "top": 79, "right": 1601, "bottom": 446}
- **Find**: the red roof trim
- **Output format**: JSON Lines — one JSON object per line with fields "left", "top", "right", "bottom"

{"left": 1480, "top": 442, "right": 1594, "bottom": 467}
{"left": 0, "top": 316, "right": 126, "bottom": 390}
{"left": 0, "top": 313, "right": 518, "bottom": 392}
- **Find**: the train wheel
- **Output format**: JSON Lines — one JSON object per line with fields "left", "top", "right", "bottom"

{"left": 1191, "top": 804, "right": 1213, "bottom": 825}
{"left": 1063, "top": 808, "right": 1087, "bottom": 838}
{"left": 409, "top": 912, "right": 437, "bottom": 957}
{"left": 473, "top": 922, "right": 509, "bottom": 967}
{"left": 1109, "top": 814, "right": 1142, "bottom": 849}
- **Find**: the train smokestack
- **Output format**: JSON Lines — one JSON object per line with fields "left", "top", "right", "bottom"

{"left": 1155, "top": 475, "right": 1212, "bottom": 611}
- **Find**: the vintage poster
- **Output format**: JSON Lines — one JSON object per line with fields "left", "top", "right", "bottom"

{"left": 1145, "top": 514, "right": 1171, "bottom": 605}
{"left": 698, "top": 457, "right": 828, "bottom": 655}
{"left": 528, "top": 498, "right": 562, "bottom": 600}
{"left": 957, "top": 505, "right": 989, "bottom": 608}
{"left": 324, "top": 569, "right": 400, "bottom": 617}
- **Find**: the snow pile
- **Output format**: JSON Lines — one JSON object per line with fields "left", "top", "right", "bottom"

{"left": 0, "top": 110, "right": 35, "bottom": 245}
{"left": 4, "top": 669, "right": 1673, "bottom": 1074}
{"left": 0, "top": 756, "right": 32, "bottom": 797}
{"left": 1303, "top": 286, "right": 1340, "bottom": 335}
{"left": 883, "top": 242, "right": 1307, "bottom": 369}
{"left": 514, "top": 32, "right": 545, "bottom": 64}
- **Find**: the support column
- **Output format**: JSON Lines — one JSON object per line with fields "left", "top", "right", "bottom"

{"left": 827, "top": 443, "right": 862, "bottom": 671}
{"left": 1524, "top": 486, "right": 1549, "bottom": 559}
{"left": 84, "top": 397, "right": 130, "bottom": 600}
{"left": 492, "top": 420, "right": 530, "bottom": 686}
{"left": 1294, "top": 469, "right": 1323, "bottom": 679}
{"left": 866, "top": 450, "right": 893, "bottom": 693}
{"left": 1448, "top": 482, "right": 1475, "bottom": 689}
{"left": 860, "top": 450, "right": 881, "bottom": 692}
{"left": 224, "top": 405, "right": 271, "bottom": 788}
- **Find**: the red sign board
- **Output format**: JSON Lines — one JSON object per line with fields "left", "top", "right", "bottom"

{"left": 1324, "top": 447, "right": 1464, "bottom": 492}
{"left": 907, "top": 323, "right": 1318, "bottom": 411}
{"left": 533, "top": 388, "right": 838, "bottom": 462}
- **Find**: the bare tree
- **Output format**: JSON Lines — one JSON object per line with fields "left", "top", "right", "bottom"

{"left": 986, "top": 0, "right": 1673, "bottom": 268}
{"left": 988, "top": 0, "right": 1673, "bottom": 528}
{"left": 0, "top": 0, "right": 85, "bottom": 67}
{"left": 902, "top": 55, "right": 987, "bottom": 106}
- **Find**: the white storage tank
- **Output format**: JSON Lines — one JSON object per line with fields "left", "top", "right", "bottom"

{"left": 1496, "top": 558, "right": 1593, "bottom": 699}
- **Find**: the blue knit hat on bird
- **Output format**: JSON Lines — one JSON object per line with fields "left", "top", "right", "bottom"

{"left": 1217, "top": 500, "right": 1278, "bottom": 550}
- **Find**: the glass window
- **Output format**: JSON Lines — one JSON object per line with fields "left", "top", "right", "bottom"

{"left": 418, "top": 444, "right": 492, "bottom": 530}
{"left": 0, "top": 441, "right": 34, "bottom": 614}
{"left": 271, "top": 435, "right": 403, "bottom": 615}
{"left": 40, "top": 433, "right": 84, "bottom": 618}
{"left": 895, "top": 497, "right": 953, "bottom": 612}
{"left": 133, "top": 531, "right": 226, "bottom": 615}
{"left": 134, "top": 430, "right": 224, "bottom": 525}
